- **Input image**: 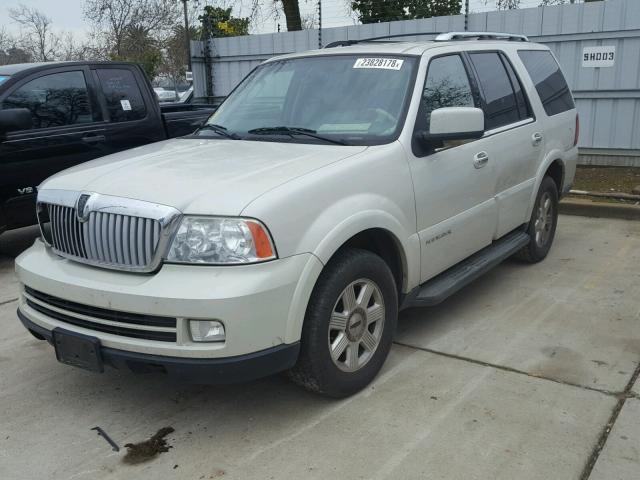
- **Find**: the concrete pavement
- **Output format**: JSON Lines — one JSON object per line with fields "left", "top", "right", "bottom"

{"left": 0, "top": 215, "right": 638, "bottom": 480}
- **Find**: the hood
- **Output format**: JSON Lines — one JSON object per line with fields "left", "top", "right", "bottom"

{"left": 40, "top": 138, "right": 367, "bottom": 215}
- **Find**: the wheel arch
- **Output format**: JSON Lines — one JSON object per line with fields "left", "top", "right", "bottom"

{"left": 545, "top": 159, "right": 565, "bottom": 197}
{"left": 284, "top": 213, "right": 420, "bottom": 345}
{"left": 526, "top": 152, "right": 566, "bottom": 219}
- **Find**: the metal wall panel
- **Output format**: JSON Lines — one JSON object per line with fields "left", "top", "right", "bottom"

{"left": 192, "top": 0, "right": 640, "bottom": 154}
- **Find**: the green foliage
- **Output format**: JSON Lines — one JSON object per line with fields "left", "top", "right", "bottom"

{"left": 199, "top": 6, "right": 250, "bottom": 38}
{"left": 110, "top": 25, "right": 162, "bottom": 79}
{"left": 351, "top": 0, "right": 462, "bottom": 24}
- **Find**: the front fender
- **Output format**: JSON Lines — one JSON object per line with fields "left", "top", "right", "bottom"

{"left": 311, "top": 204, "right": 420, "bottom": 291}
{"left": 283, "top": 203, "right": 420, "bottom": 345}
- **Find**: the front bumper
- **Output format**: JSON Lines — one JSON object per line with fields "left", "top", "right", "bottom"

{"left": 16, "top": 239, "right": 322, "bottom": 363}
{"left": 18, "top": 310, "right": 300, "bottom": 383}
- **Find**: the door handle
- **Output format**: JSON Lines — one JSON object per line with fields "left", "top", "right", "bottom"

{"left": 532, "top": 132, "right": 543, "bottom": 146}
{"left": 81, "top": 134, "right": 106, "bottom": 144}
{"left": 473, "top": 151, "right": 489, "bottom": 169}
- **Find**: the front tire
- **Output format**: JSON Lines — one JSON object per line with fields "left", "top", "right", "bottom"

{"left": 288, "top": 248, "right": 398, "bottom": 398}
{"left": 517, "top": 176, "right": 559, "bottom": 263}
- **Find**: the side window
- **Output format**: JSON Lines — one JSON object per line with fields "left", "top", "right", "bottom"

{"left": 96, "top": 69, "right": 146, "bottom": 122}
{"left": 469, "top": 52, "right": 520, "bottom": 130}
{"left": 518, "top": 50, "right": 575, "bottom": 116}
{"left": 421, "top": 55, "right": 474, "bottom": 131}
{"left": 1, "top": 71, "right": 92, "bottom": 129}
{"left": 501, "top": 54, "right": 532, "bottom": 120}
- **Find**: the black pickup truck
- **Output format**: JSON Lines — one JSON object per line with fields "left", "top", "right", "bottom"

{"left": 0, "top": 61, "right": 215, "bottom": 233}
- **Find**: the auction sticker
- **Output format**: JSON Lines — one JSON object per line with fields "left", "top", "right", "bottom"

{"left": 353, "top": 58, "right": 404, "bottom": 70}
{"left": 120, "top": 99, "right": 132, "bottom": 111}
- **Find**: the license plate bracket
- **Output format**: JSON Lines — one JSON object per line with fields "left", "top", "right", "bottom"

{"left": 53, "top": 328, "right": 104, "bottom": 373}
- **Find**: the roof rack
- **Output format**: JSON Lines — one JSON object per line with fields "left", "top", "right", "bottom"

{"left": 434, "top": 32, "right": 529, "bottom": 42}
{"left": 323, "top": 31, "right": 529, "bottom": 49}
{"left": 324, "top": 32, "right": 440, "bottom": 49}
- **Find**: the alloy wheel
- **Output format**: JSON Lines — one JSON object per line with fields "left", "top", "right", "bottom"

{"left": 534, "top": 191, "right": 554, "bottom": 248}
{"left": 328, "top": 278, "right": 385, "bottom": 373}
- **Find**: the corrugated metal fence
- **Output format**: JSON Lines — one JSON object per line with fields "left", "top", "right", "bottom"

{"left": 192, "top": 0, "right": 640, "bottom": 165}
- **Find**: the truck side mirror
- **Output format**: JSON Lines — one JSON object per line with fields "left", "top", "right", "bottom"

{"left": 0, "top": 108, "right": 33, "bottom": 135}
{"left": 416, "top": 107, "right": 485, "bottom": 145}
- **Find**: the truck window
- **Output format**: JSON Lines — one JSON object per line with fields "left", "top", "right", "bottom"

{"left": 518, "top": 50, "right": 575, "bottom": 117}
{"left": 421, "top": 55, "right": 474, "bottom": 131}
{"left": 1, "top": 71, "right": 92, "bottom": 129}
{"left": 96, "top": 69, "right": 147, "bottom": 122}
{"left": 469, "top": 52, "right": 520, "bottom": 130}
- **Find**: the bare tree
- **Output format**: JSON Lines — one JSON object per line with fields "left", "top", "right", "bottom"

{"left": 9, "top": 4, "right": 61, "bottom": 61}
{"left": 493, "top": 0, "right": 521, "bottom": 9}
{"left": 488, "top": 0, "right": 581, "bottom": 8}
{"left": 84, "top": 0, "right": 181, "bottom": 57}
{"left": 300, "top": 12, "right": 318, "bottom": 30}
{"left": 0, "top": 27, "right": 32, "bottom": 65}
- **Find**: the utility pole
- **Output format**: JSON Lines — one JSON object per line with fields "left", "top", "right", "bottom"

{"left": 181, "top": 0, "right": 192, "bottom": 72}
{"left": 464, "top": 0, "right": 469, "bottom": 31}
{"left": 318, "top": 0, "right": 322, "bottom": 49}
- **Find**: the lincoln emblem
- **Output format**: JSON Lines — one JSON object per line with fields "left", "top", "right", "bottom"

{"left": 76, "top": 194, "right": 91, "bottom": 222}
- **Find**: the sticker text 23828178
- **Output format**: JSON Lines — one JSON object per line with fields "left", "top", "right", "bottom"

{"left": 353, "top": 58, "right": 404, "bottom": 70}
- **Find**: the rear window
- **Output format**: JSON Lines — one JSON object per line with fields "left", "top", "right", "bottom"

{"left": 518, "top": 50, "right": 575, "bottom": 117}
{"left": 96, "top": 68, "right": 147, "bottom": 122}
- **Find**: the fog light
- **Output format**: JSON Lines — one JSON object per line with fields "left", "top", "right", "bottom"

{"left": 189, "top": 320, "right": 225, "bottom": 342}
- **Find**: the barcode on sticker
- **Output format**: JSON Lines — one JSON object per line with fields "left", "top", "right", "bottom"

{"left": 353, "top": 58, "right": 404, "bottom": 70}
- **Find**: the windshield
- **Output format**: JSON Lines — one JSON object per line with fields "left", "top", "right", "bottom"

{"left": 203, "top": 55, "right": 417, "bottom": 145}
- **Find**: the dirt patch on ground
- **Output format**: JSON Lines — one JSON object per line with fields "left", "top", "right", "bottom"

{"left": 574, "top": 166, "right": 640, "bottom": 194}
{"left": 571, "top": 166, "right": 640, "bottom": 203}
{"left": 122, "top": 427, "right": 175, "bottom": 465}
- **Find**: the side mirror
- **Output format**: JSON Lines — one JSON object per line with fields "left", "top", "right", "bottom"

{"left": 416, "top": 107, "right": 484, "bottom": 144}
{"left": 0, "top": 108, "right": 32, "bottom": 135}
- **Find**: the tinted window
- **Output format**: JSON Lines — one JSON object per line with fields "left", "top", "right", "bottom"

{"left": 518, "top": 50, "right": 575, "bottom": 116}
{"left": 421, "top": 55, "right": 474, "bottom": 131}
{"left": 96, "top": 69, "right": 146, "bottom": 122}
{"left": 470, "top": 52, "right": 520, "bottom": 130}
{"left": 2, "top": 71, "right": 92, "bottom": 129}
{"left": 501, "top": 54, "right": 531, "bottom": 119}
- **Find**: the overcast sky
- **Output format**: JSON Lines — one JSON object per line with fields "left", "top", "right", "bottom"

{"left": 0, "top": 0, "right": 561, "bottom": 39}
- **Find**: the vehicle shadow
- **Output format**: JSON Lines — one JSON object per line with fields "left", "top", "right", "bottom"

{"left": 0, "top": 225, "right": 40, "bottom": 260}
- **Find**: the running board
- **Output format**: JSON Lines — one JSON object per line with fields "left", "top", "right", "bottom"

{"left": 403, "top": 230, "right": 530, "bottom": 309}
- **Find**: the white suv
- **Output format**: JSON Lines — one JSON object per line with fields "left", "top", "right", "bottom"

{"left": 15, "top": 32, "right": 578, "bottom": 397}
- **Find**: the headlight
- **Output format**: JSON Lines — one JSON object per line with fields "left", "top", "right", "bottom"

{"left": 167, "top": 217, "right": 276, "bottom": 264}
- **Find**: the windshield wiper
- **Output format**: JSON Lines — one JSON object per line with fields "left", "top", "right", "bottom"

{"left": 197, "top": 124, "right": 241, "bottom": 140}
{"left": 247, "top": 126, "right": 347, "bottom": 146}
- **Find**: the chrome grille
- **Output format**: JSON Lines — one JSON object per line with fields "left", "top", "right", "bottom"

{"left": 48, "top": 204, "right": 161, "bottom": 268}
{"left": 37, "top": 190, "right": 181, "bottom": 273}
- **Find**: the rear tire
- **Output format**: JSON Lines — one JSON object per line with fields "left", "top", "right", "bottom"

{"left": 288, "top": 248, "right": 398, "bottom": 398}
{"left": 516, "top": 176, "right": 559, "bottom": 263}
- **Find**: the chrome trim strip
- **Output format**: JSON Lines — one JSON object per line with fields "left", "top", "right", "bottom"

{"left": 483, "top": 118, "right": 535, "bottom": 137}
{"left": 23, "top": 291, "right": 177, "bottom": 333}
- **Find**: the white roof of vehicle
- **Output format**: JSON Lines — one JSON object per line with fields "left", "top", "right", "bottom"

{"left": 267, "top": 39, "right": 547, "bottom": 63}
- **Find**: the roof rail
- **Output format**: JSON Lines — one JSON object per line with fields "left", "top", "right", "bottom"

{"left": 434, "top": 31, "right": 529, "bottom": 42}
{"left": 324, "top": 32, "right": 441, "bottom": 48}
{"left": 322, "top": 31, "right": 529, "bottom": 49}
